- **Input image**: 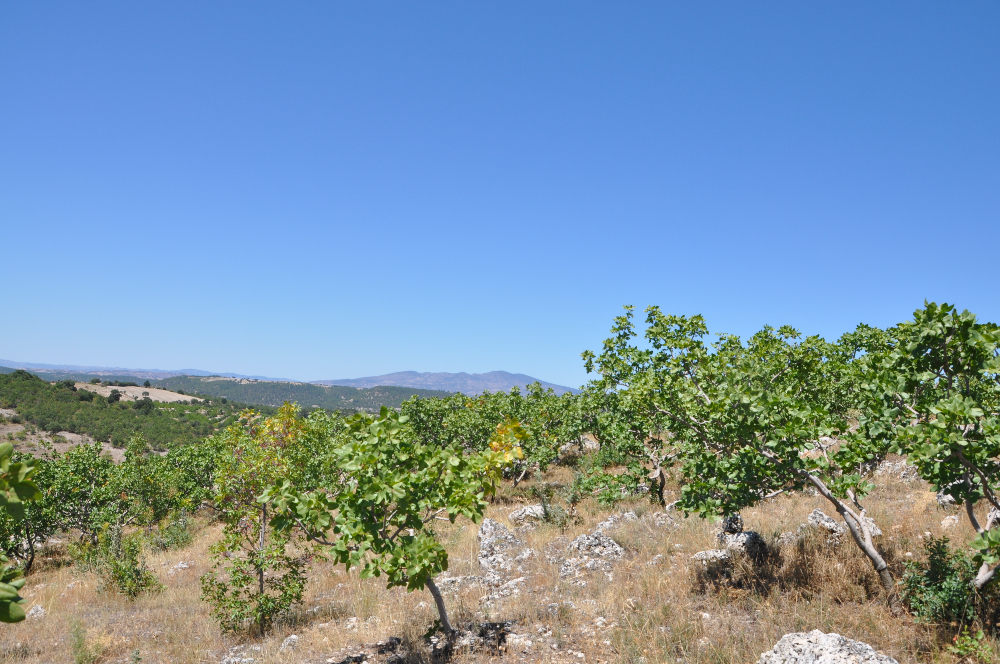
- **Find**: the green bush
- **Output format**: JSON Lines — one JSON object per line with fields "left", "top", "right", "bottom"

{"left": 148, "top": 510, "right": 193, "bottom": 552}
{"left": 70, "top": 524, "right": 162, "bottom": 599}
{"left": 901, "top": 537, "right": 1000, "bottom": 630}
{"left": 200, "top": 404, "right": 310, "bottom": 634}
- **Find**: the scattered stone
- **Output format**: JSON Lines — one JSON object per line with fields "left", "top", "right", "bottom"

{"left": 560, "top": 556, "right": 615, "bottom": 584}
{"left": 803, "top": 508, "right": 882, "bottom": 545}
{"left": 646, "top": 554, "right": 664, "bottom": 566}
{"left": 478, "top": 576, "right": 529, "bottom": 604}
{"left": 595, "top": 511, "right": 637, "bottom": 533}
{"left": 807, "top": 508, "right": 846, "bottom": 536}
{"left": 941, "top": 515, "right": 960, "bottom": 529}
{"left": 475, "top": 518, "right": 535, "bottom": 601}
{"left": 720, "top": 514, "right": 744, "bottom": 534}
{"left": 758, "top": 629, "right": 898, "bottom": 663}
{"left": 167, "top": 561, "right": 193, "bottom": 575}
{"left": 434, "top": 621, "right": 515, "bottom": 656}
{"left": 775, "top": 532, "right": 799, "bottom": 547}
{"left": 507, "top": 633, "right": 535, "bottom": 653}
{"left": 691, "top": 549, "right": 731, "bottom": 565}
{"left": 861, "top": 517, "right": 883, "bottom": 537}
{"left": 509, "top": 505, "right": 546, "bottom": 525}
{"left": 651, "top": 511, "right": 679, "bottom": 529}
{"left": 567, "top": 531, "right": 625, "bottom": 560}
{"left": 875, "top": 460, "right": 919, "bottom": 482}
{"left": 323, "top": 637, "right": 404, "bottom": 664}
{"left": 556, "top": 437, "right": 600, "bottom": 463}
{"left": 26, "top": 605, "right": 44, "bottom": 619}
{"left": 513, "top": 548, "right": 536, "bottom": 565}
{"left": 278, "top": 635, "right": 298, "bottom": 652}
{"left": 344, "top": 616, "right": 359, "bottom": 631}
{"left": 720, "top": 531, "right": 769, "bottom": 560}
{"left": 220, "top": 645, "right": 256, "bottom": 664}
{"left": 434, "top": 574, "right": 486, "bottom": 594}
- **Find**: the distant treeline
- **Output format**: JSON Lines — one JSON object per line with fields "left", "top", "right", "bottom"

{"left": 0, "top": 370, "right": 272, "bottom": 449}
{"left": 150, "top": 376, "right": 454, "bottom": 412}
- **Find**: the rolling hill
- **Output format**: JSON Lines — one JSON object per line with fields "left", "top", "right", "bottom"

{"left": 150, "top": 375, "right": 452, "bottom": 412}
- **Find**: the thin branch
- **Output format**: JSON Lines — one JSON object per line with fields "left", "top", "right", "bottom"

{"left": 954, "top": 449, "right": 1000, "bottom": 513}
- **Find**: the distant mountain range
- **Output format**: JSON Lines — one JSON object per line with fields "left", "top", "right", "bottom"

{"left": 317, "top": 371, "right": 578, "bottom": 395}
{"left": 0, "top": 359, "right": 290, "bottom": 381}
{"left": 0, "top": 360, "right": 578, "bottom": 395}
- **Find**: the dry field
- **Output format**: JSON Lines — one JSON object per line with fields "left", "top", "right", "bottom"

{"left": 75, "top": 384, "right": 192, "bottom": 404}
{"left": 0, "top": 462, "right": 991, "bottom": 664}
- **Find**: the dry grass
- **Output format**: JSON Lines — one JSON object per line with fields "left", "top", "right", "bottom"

{"left": 0, "top": 460, "right": 994, "bottom": 664}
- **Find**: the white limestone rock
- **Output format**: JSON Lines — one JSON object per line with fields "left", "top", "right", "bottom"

{"left": 595, "top": 511, "right": 638, "bottom": 533}
{"left": 558, "top": 530, "right": 626, "bottom": 584}
{"left": 478, "top": 518, "right": 522, "bottom": 573}
{"left": 758, "top": 630, "right": 898, "bottom": 663}
{"left": 715, "top": 514, "right": 768, "bottom": 560}
{"left": 567, "top": 531, "right": 625, "bottom": 560}
{"left": 691, "top": 549, "right": 731, "bottom": 564}
{"left": 509, "top": 505, "right": 546, "bottom": 525}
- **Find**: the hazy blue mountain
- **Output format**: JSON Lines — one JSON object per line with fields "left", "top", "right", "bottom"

{"left": 315, "top": 371, "right": 579, "bottom": 395}
{"left": 0, "top": 360, "right": 292, "bottom": 381}
{"left": 0, "top": 360, "right": 579, "bottom": 396}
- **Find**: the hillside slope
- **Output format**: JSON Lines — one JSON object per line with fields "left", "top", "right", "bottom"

{"left": 152, "top": 375, "right": 453, "bottom": 411}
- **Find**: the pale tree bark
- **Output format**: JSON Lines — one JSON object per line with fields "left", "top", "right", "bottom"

{"left": 425, "top": 577, "right": 454, "bottom": 636}
{"left": 800, "top": 470, "right": 901, "bottom": 614}
{"left": 965, "top": 499, "right": 998, "bottom": 590}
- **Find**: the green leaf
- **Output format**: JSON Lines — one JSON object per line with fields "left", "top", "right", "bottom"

{"left": 0, "top": 599, "right": 25, "bottom": 623}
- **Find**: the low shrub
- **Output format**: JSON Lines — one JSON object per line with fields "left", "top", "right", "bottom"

{"left": 147, "top": 510, "right": 194, "bottom": 552}
{"left": 901, "top": 536, "right": 1000, "bottom": 634}
{"left": 70, "top": 524, "right": 162, "bottom": 599}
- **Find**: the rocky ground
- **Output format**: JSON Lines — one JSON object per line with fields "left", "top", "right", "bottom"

{"left": 0, "top": 460, "right": 989, "bottom": 664}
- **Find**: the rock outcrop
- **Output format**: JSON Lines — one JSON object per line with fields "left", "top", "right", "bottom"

{"left": 478, "top": 518, "right": 523, "bottom": 576}
{"left": 559, "top": 529, "right": 626, "bottom": 585}
{"left": 804, "top": 508, "right": 881, "bottom": 546}
{"left": 715, "top": 514, "right": 768, "bottom": 561}
{"left": 758, "top": 630, "right": 898, "bottom": 663}
{"left": 442, "top": 518, "right": 536, "bottom": 603}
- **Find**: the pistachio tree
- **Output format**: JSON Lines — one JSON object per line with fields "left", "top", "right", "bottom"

{"left": 263, "top": 406, "right": 509, "bottom": 637}
{"left": 0, "top": 443, "right": 41, "bottom": 622}
{"left": 583, "top": 306, "right": 899, "bottom": 604}
{"left": 200, "top": 403, "right": 310, "bottom": 634}
{"left": 863, "top": 303, "right": 1000, "bottom": 589}
{"left": 401, "top": 384, "right": 582, "bottom": 484}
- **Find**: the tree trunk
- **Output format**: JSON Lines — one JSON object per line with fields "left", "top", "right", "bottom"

{"left": 804, "top": 474, "right": 902, "bottom": 614}
{"left": 23, "top": 522, "right": 34, "bottom": 574}
{"left": 258, "top": 505, "right": 267, "bottom": 596}
{"left": 425, "top": 577, "right": 454, "bottom": 636}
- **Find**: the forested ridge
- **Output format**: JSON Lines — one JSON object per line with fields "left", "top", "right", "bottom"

{"left": 0, "top": 371, "right": 265, "bottom": 449}
{"left": 150, "top": 375, "right": 453, "bottom": 411}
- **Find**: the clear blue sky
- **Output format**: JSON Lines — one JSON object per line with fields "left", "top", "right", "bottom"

{"left": 1, "top": 3, "right": 997, "bottom": 388}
